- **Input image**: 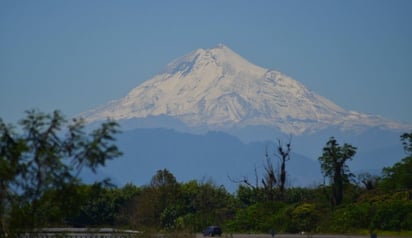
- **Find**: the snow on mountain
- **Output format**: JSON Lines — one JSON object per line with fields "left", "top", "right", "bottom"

{"left": 80, "top": 44, "right": 408, "bottom": 135}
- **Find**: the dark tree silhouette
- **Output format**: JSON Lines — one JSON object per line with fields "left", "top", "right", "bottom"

{"left": 275, "top": 138, "right": 292, "bottom": 199}
{"left": 318, "top": 137, "right": 356, "bottom": 208}
{"left": 400, "top": 131, "right": 412, "bottom": 155}
{"left": 231, "top": 137, "right": 291, "bottom": 201}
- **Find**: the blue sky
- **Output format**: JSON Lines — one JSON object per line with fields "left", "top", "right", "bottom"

{"left": 1, "top": 0, "right": 411, "bottom": 125}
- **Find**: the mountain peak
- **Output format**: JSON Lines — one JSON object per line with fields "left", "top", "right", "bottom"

{"left": 208, "top": 43, "right": 241, "bottom": 58}
{"left": 80, "top": 45, "right": 409, "bottom": 135}
{"left": 162, "top": 44, "right": 261, "bottom": 77}
{"left": 215, "top": 43, "right": 227, "bottom": 48}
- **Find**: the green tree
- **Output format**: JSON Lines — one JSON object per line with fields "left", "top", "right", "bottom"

{"left": 0, "top": 110, "right": 122, "bottom": 233}
{"left": 178, "top": 180, "right": 235, "bottom": 232}
{"left": 130, "top": 169, "right": 180, "bottom": 229}
{"left": 0, "top": 119, "right": 27, "bottom": 233}
{"left": 67, "top": 183, "right": 119, "bottom": 227}
{"left": 380, "top": 156, "right": 412, "bottom": 191}
{"left": 400, "top": 131, "right": 412, "bottom": 155}
{"left": 380, "top": 132, "right": 412, "bottom": 191}
{"left": 236, "top": 185, "right": 258, "bottom": 207}
{"left": 115, "top": 183, "right": 142, "bottom": 227}
{"left": 318, "top": 137, "right": 356, "bottom": 208}
{"left": 370, "top": 199, "right": 412, "bottom": 231}
{"left": 290, "top": 203, "right": 320, "bottom": 233}
{"left": 151, "top": 169, "right": 180, "bottom": 230}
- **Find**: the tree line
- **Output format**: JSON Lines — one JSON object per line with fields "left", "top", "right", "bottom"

{"left": 1, "top": 110, "right": 411, "bottom": 236}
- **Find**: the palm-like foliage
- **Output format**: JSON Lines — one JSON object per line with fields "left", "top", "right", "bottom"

{"left": 319, "top": 137, "right": 356, "bottom": 207}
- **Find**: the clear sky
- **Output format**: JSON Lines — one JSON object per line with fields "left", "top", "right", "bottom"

{"left": 1, "top": 0, "right": 411, "bottom": 125}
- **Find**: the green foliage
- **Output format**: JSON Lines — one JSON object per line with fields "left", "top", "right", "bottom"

{"left": 0, "top": 110, "right": 122, "bottom": 233}
{"left": 380, "top": 156, "right": 412, "bottom": 190}
{"left": 227, "top": 201, "right": 287, "bottom": 233}
{"left": 175, "top": 180, "right": 235, "bottom": 232}
{"left": 1, "top": 113, "right": 411, "bottom": 236}
{"left": 236, "top": 185, "right": 257, "bottom": 206}
{"left": 323, "top": 203, "right": 371, "bottom": 233}
{"left": 401, "top": 131, "right": 412, "bottom": 155}
{"left": 318, "top": 137, "right": 356, "bottom": 207}
{"left": 289, "top": 203, "right": 320, "bottom": 233}
{"left": 370, "top": 195, "right": 412, "bottom": 231}
{"left": 284, "top": 187, "right": 318, "bottom": 204}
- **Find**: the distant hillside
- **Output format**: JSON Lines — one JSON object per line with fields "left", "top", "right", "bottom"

{"left": 95, "top": 128, "right": 405, "bottom": 192}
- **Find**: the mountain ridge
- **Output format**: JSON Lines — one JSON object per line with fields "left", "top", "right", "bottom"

{"left": 78, "top": 44, "right": 410, "bottom": 190}
{"left": 80, "top": 44, "right": 409, "bottom": 135}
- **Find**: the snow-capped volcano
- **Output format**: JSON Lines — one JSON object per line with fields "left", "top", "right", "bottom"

{"left": 81, "top": 44, "right": 405, "bottom": 135}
